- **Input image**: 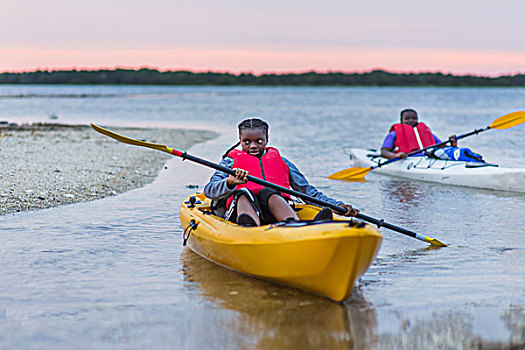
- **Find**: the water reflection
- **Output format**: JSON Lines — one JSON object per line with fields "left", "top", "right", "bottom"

{"left": 180, "top": 249, "right": 379, "bottom": 349}
{"left": 373, "top": 306, "right": 524, "bottom": 349}
{"left": 380, "top": 179, "right": 428, "bottom": 207}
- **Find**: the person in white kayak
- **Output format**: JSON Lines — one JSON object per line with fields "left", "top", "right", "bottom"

{"left": 380, "top": 108, "right": 484, "bottom": 162}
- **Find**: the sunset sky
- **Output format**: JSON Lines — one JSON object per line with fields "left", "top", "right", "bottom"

{"left": 2, "top": 0, "right": 524, "bottom": 76}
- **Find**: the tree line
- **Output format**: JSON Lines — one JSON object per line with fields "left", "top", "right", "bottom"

{"left": 1, "top": 68, "right": 524, "bottom": 86}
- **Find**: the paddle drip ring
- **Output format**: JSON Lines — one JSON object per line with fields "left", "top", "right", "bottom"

{"left": 183, "top": 219, "right": 199, "bottom": 246}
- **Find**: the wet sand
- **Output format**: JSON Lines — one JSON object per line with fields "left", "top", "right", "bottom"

{"left": 0, "top": 123, "right": 217, "bottom": 216}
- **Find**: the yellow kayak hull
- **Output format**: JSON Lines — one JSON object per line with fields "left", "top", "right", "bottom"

{"left": 180, "top": 192, "right": 382, "bottom": 302}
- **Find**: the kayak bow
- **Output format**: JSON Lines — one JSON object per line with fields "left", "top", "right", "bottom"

{"left": 180, "top": 192, "right": 383, "bottom": 301}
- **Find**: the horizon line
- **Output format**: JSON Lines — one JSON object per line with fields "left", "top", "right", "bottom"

{"left": 2, "top": 66, "right": 524, "bottom": 78}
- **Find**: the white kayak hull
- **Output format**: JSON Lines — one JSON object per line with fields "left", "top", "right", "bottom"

{"left": 347, "top": 148, "right": 525, "bottom": 193}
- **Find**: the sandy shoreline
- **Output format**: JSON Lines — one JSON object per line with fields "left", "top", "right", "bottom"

{"left": 0, "top": 123, "right": 217, "bottom": 216}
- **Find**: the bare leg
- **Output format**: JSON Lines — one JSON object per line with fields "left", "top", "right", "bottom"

{"left": 236, "top": 195, "right": 261, "bottom": 226}
{"left": 268, "top": 195, "right": 299, "bottom": 221}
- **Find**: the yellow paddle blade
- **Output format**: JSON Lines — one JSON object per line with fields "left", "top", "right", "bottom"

{"left": 91, "top": 123, "right": 174, "bottom": 154}
{"left": 489, "top": 111, "right": 525, "bottom": 129}
{"left": 424, "top": 236, "right": 447, "bottom": 247}
{"left": 327, "top": 166, "right": 372, "bottom": 181}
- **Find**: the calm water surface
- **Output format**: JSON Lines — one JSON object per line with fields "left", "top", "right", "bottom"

{"left": 1, "top": 86, "right": 524, "bottom": 348}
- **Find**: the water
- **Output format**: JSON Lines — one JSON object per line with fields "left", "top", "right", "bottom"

{"left": 1, "top": 85, "right": 524, "bottom": 348}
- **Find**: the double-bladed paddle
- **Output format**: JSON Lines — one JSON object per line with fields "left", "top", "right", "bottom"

{"left": 328, "top": 111, "right": 525, "bottom": 181}
{"left": 91, "top": 123, "right": 447, "bottom": 247}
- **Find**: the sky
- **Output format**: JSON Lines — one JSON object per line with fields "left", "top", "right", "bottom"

{"left": 2, "top": 0, "right": 524, "bottom": 76}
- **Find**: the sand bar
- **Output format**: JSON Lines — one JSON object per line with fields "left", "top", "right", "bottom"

{"left": 0, "top": 123, "right": 217, "bottom": 216}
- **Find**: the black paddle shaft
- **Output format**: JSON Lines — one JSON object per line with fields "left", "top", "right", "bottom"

{"left": 182, "top": 152, "right": 421, "bottom": 240}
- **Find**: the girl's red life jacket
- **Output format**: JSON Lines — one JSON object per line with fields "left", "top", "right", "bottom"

{"left": 390, "top": 122, "right": 435, "bottom": 153}
{"left": 226, "top": 147, "right": 291, "bottom": 208}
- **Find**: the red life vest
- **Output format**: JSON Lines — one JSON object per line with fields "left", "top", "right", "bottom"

{"left": 226, "top": 147, "right": 291, "bottom": 208}
{"left": 390, "top": 122, "right": 435, "bottom": 153}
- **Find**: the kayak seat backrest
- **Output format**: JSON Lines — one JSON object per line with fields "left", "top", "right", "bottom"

{"left": 210, "top": 198, "right": 227, "bottom": 218}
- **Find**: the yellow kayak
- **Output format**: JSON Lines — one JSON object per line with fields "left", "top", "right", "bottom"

{"left": 180, "top": 192, "right": 383, "bottom": 302}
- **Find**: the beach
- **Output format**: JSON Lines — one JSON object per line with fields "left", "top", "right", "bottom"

{"left": 0, "top": 123, "right": 217, "bottom": 216}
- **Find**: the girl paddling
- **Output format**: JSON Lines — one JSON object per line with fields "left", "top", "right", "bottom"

{"left": 204, "top": 118, "right": 358, "bottom": 227}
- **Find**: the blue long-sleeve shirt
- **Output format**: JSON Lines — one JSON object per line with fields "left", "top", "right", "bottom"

{"left": 204, "top": 156, "right": 343, "bottom": 206}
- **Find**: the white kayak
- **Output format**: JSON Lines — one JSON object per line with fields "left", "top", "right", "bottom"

{"left": 346, "top": 148, "right": 525, "bottom": 193}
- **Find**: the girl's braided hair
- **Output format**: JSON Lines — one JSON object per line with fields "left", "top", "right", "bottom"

{"left": 222, "top": 118, "right": 269, "bottom": 158}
